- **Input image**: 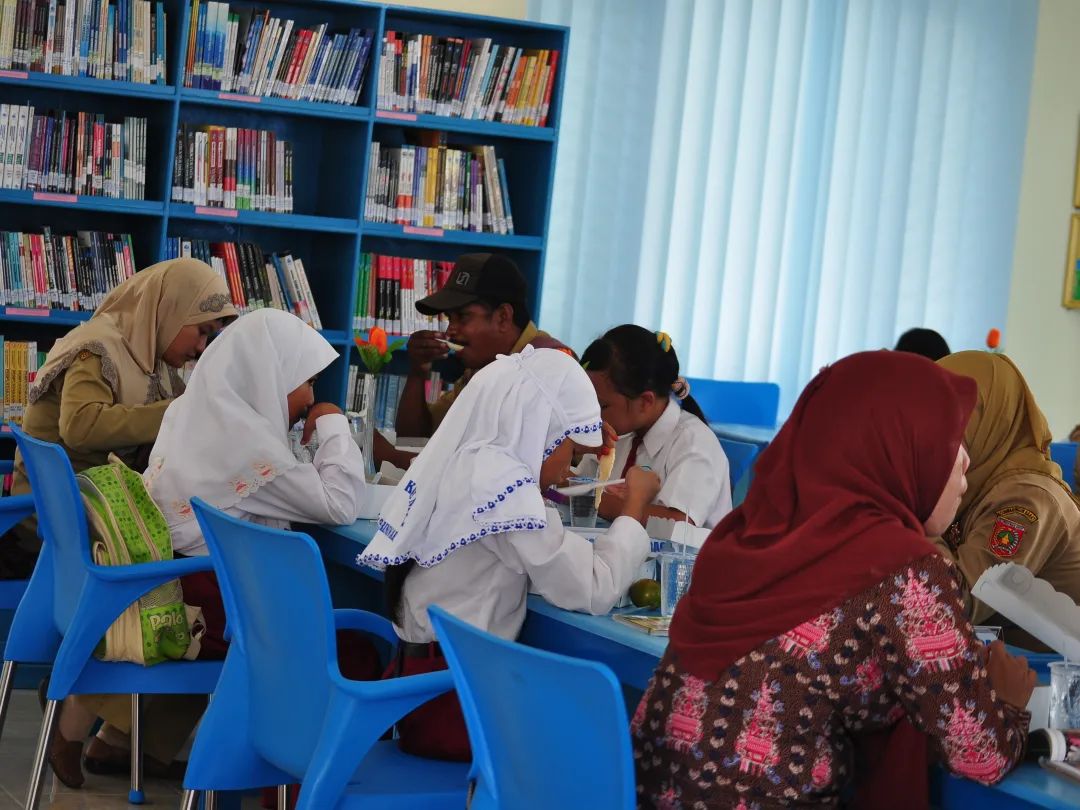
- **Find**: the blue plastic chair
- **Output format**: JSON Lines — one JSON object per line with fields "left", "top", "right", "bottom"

{"left": 1050, "top": 442, "right": 1078, "bottom": 492}
{"left": 8, "top": 427, "right": 223, "bottom": 809}
{"left": 427, "top": 604, "right": 635, "bottom": 810}
{"left": 718, "top": 437, "right": 760, "bottom": 507}
{"left": 182, "top": 498, "right": 468, "bottom": 810}
{"left": 0, "top": 450, "right": 36, "bottom": 734}
{"left": 686, "top": 378, "right": 780, "bottom": 428}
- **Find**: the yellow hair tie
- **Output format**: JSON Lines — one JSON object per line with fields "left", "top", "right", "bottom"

{"left": 655, "top": 331, "right": 673, "bottom": 353}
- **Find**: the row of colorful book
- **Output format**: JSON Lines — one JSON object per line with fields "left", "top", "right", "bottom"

{"left": 172, "top": 123, "right": 293, "bottom": 212}
{"left": 1, "top": 105, "right": 148, "bottom": 199}
{"left": 183, "top": 1, "right": 373, "bottom": 105}
{"left": 0, "top": 337, "right": 43, "bottom": 426}
{"left": 378, "top": 32, "right": 558, "bottom": 127}
{"left": 346, "top": 369, "right": 447, "bottom": 433}
{"left": 164, "top": 237, "right": 321, "bottom": 329}
{"left": 0, "top": 0, "right": 168, "bottom": 84}
{"left": 365, "top": 140, "right": 514, "bottom": 234}
{"left": 0, "top": 228, "right": 134, "bottom": 310}
{"left": 354, "top": 252, "right": 451, "bottom": 335}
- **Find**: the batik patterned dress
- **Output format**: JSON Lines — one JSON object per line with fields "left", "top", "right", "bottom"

{"left": 632, "top": 555, "right": 1029, "bottom": 808}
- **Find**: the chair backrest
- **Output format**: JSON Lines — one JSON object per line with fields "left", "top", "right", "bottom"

{"left": 1050, "top": 442, "right": 1078, "bottom": 492}
{"left": 11, "top": 427, "right": 92, "bottom": 635}
{"left": 428, "top": 605, "right": 635, "bottom": 810}
{"left": 190, "top": 498, "right": 339, "bottom": 777}
{"left": 686, "top": 378, "right": 780, "bottom": 428}
{"left": 718, "top": 437, "right": 759, "bottom": 492}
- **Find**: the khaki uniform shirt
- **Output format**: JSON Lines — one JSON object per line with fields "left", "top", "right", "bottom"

{"left": 12, "top": 351, "right": 172, "bottom": 497}
{"left": 934, "top": 473, "right": 1080, "bottom": 624}
{"left": 426, "top": 321, "right": 569, "bottom": 430}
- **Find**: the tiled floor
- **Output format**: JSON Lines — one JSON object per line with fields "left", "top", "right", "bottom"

{"left": 0, "top": 690, "right": 260, "bottom": 809}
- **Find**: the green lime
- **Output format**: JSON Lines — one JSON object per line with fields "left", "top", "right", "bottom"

{"left": 629, "top": 578, "right": 661, "bottom": 609}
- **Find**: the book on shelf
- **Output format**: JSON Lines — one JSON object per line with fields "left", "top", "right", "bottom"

{"left": 0, "top": 337, "right": 44, "bottom": 425}
{"left": 183, "top": 1, "right": 374, "bottom": 106}
{"left": 365, "top": 137, "right": 514, "bottom": 234}
{"left": 612, "top": 613, "right": 671, "bottom": 636}
{"left": 0, "top": 104, "right": 147, "bottom": 199}
{"left": 346, "top": 368, "right": 446, "bottom": 431}
{"left": 0, "top": 227, "right": 134, "bottom": 309}
{"left": 0, "top": 0, "right": 167, "bottom": 84}
{"left": 377, "top": 31, "right": 559, "bottom": 127}
{"left": 354, "top": 251, "right": 451, "bottom": 335}
{"left": 164, "top": 237, "right": 321, "bottom": 328}
{"left": 172, "top": 123, "right": 293, "bottom": 213}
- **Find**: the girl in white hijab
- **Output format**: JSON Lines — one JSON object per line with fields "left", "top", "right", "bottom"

{"left": 360, "top": 346, "right": 660, "bottom": 761}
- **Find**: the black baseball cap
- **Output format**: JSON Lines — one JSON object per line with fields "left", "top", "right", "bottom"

{"left": 415, "top": 253, "right": 528, "bottom": 316}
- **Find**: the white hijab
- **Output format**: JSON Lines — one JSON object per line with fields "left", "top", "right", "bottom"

{"left": 360, "top": 347, "right": 603, "bottom": 570}
{"left": 145, "top": 309, "right": 339, "bottom": 528}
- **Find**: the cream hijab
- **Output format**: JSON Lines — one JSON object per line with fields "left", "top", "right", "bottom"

{"left": 938, "top": 351, "right": 1073, "bottom": 513}
{"left": 29, "top": 258, "right": 236, "bottom": 407}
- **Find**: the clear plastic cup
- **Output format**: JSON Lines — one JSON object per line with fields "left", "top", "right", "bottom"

{"left": 1049, "top": 661, "right": 1080, "bottom": 729}
{"left": 659, "top": 551, "right": 695, "bottom": 617}
{"left": 569, "top": 493, "right": 598, "bottom": 529}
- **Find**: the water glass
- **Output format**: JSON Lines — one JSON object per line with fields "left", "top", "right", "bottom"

{"left": 569, "top": 494, "right": 598, "bottom": 529}
{"left": 659, "top": 551, "right": 695, "bottom": 617}
{"left": 1049, "top": 661, "right": 1080, "bottom": 729}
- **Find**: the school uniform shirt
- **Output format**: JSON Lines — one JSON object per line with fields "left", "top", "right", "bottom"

{"left": 582, "top": 399, "right": 732, "bottom": 529}
{"left": 933, "top": 472, "right": 1080, "bottom": 623}
{"left": 397, "top": 509, "right": 650, "bottom": 643}
{"left": 167, "top": 413, "right": 366, "bottom": 556}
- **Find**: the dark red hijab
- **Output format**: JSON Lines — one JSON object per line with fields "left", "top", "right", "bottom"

{"left": 670, "top": 350, "right": 976, "bottom": 677}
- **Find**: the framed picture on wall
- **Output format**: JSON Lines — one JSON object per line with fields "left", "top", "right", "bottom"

{"left": 1063, "top": 214, "right": 1080, "bottom": 309}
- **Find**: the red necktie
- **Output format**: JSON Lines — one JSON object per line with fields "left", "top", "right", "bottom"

{"left": 623, "top": 434, "right": 644, "bottom": 474}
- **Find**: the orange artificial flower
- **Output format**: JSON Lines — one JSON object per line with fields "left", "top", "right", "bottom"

{"left": 368, "top": 326, "right": 388, "bottom": 355}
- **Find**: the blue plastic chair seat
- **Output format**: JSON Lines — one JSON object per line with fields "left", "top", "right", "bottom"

{"left": 347, "top": 743, "right": 468, "bottom": 806}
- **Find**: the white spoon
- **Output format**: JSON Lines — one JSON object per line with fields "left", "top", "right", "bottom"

{"left": 437, "top": 338, "right": 465, "bottom": 352}
{"left": 553, "top": 478, "right": 626, "bottom": 497}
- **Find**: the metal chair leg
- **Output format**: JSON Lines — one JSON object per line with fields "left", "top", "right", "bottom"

{"left": 277, "top": 784, "right": 289, "bottom": 810}
{"left": 128, "top": 693, "right": 144, "bottom": 804}
{"left": 179, "top": 788, "right": 199, "bottom": 810}
{"left": 0, "top": 660, "right": 15, "bottom": 743}
{"left": 24, "top": 698, "right": 59, "bottom": 810}
{"left": 204, "top": 789, "right": 219, "bottom": 810}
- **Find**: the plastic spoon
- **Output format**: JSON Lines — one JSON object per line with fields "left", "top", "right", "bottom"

{"left": 553, "top": 478, "right": 626, "bottom": 497}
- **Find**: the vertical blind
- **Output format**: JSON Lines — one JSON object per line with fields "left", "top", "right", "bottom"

{"left": 529, "top": 0, "right": 1037, "bottom": 415}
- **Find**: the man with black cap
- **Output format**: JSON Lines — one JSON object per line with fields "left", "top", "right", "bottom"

{"left": 395, "top": 252, "right": 571, "bottom": 438}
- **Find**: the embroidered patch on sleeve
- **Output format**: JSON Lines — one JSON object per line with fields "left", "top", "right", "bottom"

{"left": 76, "top": 350, "right": 93, "bottom": 361}
{"left": 989, "top": 517, "right": 1025, "bottom": 558}
{"left": 996, "top": 505, "right": 1037, "bottom": 524}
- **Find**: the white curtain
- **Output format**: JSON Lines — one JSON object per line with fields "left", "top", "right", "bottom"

{"left": 529, "top": 0, "right": 1037, "bottom": 415}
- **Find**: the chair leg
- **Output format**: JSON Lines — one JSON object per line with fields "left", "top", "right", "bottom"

{"left": 24, "top": 698, "right": 59, "bottom": 810}
{"left": 128, "top": 693, "right": 144, "bottom": 805}
{"left": 179, "top": 788, "right": 199, "bottom": 810}
{"left": 0, "top": 660, "right": 15, "bottom": 743}
{"left": 204, "top": 789, "right": 219, "bottom": 810}
{"left": 277, "top": 784, "right": 289, "bottom": 810}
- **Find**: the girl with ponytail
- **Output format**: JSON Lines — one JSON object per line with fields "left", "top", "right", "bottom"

{"left": 579, "top": 325, "right": 732, "bottom": 528}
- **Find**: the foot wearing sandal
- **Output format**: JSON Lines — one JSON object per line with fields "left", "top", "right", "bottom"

{"left": 47, "top": 732, "right": 85, "bottom": 789}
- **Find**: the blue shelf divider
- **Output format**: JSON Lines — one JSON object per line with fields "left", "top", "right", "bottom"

{"left": 0, "top": 0, "right": 569, "bottom": 408}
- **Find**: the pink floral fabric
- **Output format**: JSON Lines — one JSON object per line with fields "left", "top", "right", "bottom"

{"left": 632, "top": 555, "right": 1029, "bottom": 808}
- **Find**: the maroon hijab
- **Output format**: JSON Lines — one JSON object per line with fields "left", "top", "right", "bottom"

{"left": 670, "top": 350, "right": 976, "bottom": 678}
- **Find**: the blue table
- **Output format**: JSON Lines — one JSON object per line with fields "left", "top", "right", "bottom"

{"left": 310, "top": 520, "right": 1080, "bottom": 809}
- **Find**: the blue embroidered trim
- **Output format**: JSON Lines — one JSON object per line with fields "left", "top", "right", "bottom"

{"left": 357, "top": 515, "right": 549, "bottom": 570}
{"left": 543, "top": 420, "right": 604, "bottom": 459}
{"left": 472, "top": 477, "right": 536, "bottom": 518}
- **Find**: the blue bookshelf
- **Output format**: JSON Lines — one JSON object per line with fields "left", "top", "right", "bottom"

{"left": 0, "top": 1, "right": 568, "bottom": 409}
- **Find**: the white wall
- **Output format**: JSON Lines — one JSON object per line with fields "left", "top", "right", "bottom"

{"left": 384, "top": 0, "right": 524, "bottom": 18}
{"left": 1006, "top": 0, "right": 1080, "bottom": 439}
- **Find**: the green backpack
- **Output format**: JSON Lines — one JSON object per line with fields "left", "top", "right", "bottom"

{"left": 77, "top": 455, "right": 202, "bottom": 665}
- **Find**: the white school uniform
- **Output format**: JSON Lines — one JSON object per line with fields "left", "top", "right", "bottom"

{"left": 582, "top": 398, "right": 732, "bottom": 529}
{"left": 145, "top": 309, "right": 367, "bottom": 554}
{"left": 361, "top": 347, "right": 649, "bottom": 642}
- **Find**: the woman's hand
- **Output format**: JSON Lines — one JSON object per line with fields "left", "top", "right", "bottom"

{"left": 986, "top": 640, "right": 1037, "bottom": 710}
{"left": 302, "top": 402, "right": 343, "bottom": 444}
{"left": 618, "top": 467, "right": 662, "bottom": 524}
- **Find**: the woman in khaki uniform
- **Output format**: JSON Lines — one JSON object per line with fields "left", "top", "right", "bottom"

{"left": 9, "top": 258, "right": 237, "bottom": 788}
{"left": 934, "top": 352, "right": 1080, "bottom": 633}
